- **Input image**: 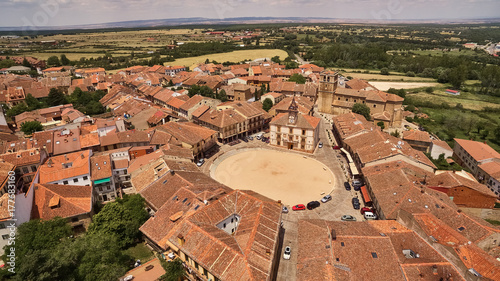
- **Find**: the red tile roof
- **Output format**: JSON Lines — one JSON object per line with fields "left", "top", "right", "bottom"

{"left": 31, "top": 183, "right": 92, "bottom": 220}
{"left": 39, "top": 150, "right": 91, "bottom": 183}
{"left": 454, "top": 138, "right": 500, "bottom": 161}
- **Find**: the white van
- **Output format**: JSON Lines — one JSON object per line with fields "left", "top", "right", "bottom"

{"left": 364, "top": 212, "right": 377, "bottom": 220}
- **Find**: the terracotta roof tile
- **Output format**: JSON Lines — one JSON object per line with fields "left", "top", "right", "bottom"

{"left": 454, "top": 138, "right": 500, "bottom": 161}
{"left": 39, "top": 150, "right": 91, "bottom": 183}
{"left": 31, "top": 183, "right": 92, "bottom": 220}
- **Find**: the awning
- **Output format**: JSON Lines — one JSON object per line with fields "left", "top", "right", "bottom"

{"left": 349, "top": 163, "right": 360, "bottom": 176}
{"left": 93, "top": 177, "right": 111, "bottom": 185}
{"left": 340, "top": 148, "right": 354, "bottom": 163}
{"left": 360, "top": 186, "right": 372, "bottom": 204}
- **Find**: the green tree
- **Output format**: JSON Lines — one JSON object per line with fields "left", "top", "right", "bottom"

{"left": 6, "top": 103, "right": 29, "bottom": 118}
{"left": 60, "top": 54, "right": 70, "bottom": 65}
{"left": 25, "top": 93, "right": 42, "bottom": 110}
{"left": 352, "top": 103, "right": 371, "bottom": 121}
{"left": 260, "top": 84, "right": 267, "bottom": 96}
{"left": 380, "top": 67, "right": 390, "bottom": 75}
{"left": 391, "top": 130, "right": 400, "bottom": 138}
{"left": 160, "top": 259, "right": 185, "bottom": 281}
{"left": 87, "top": 194, "right": 149, "bottom": 249}
{"left": 47, "top": 56, "right": 61, "bottom": 67}
{"left": 21, "top": 121, "right": 43, "bottom": 135}
{"left": 188, "top": 85, "right": 213, "bottom": 98}
{"left": 448, "top": 64, "right": 467, "bottom": 89}
{"left": 425, "top": 87, "right": 434, "bottom": 94}
{"left": 377, "top": 121, "right": 385, "bottom": 130}
{"left": 47, "top": 88, "right": 67, "bottom": 106}
{"left": 22, "top": 57, "right": 31, "bottom": 68}
{"left": 216, "top": 89, "right": 228, "bottom": 102}
{"left": 288, "top": 73, "right": 306, "bottom": 84}
{"left": 262, "top": 98, "right": 273, "bottom": 112}
{"left": 271, "top": 56, "right": 281, "bottom": 64}
{"left": 0, "top": 59, "right": 16, "bottom": 68}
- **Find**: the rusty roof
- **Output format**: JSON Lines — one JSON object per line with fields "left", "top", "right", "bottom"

{"left": 31, "top": 183, "right": 92, "bottom": 220}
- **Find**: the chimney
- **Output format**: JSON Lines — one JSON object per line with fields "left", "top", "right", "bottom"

{"left": 177, "top": 234, "right": 185, "bottom": 246}
{"left": 266, "top": 249, "right": 271, "bottom": 256}
{"left": 432, "top": 265, "right": 438, "bottom": 275}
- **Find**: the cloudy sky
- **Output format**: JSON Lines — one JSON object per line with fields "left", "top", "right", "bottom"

{"left": 0, "top": 0, "right": 499, "bottom": 27}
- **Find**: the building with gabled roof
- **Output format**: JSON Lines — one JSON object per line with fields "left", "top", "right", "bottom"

{"left": 155, "top": 122, "right": 217, "bottom": 159}
{"left": 427, "top": 171, "right": 497, "bottom": 208}
{"left": 157, "top": 190, "right": 282, "bottom": 281}
{"left": 297, "top": 219, "right": 464, "bottom": 281}
{"left": 90, "top": 153, "right": 116, "bottom": 202}
{"left": 38, "top": 150, "right": 92, "bottom": 186}
{"left": 403, "top": 130, "right": 433, "bottom": 152}
{"left": 31, "top": 183, "right": 93, "bottom": 231}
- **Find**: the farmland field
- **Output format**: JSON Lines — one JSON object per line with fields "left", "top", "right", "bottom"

{"left": 166, "top": 49, "right": 288, "bottom": 67}
{"left": 340, "top": 71, "right": 436, "bottom": 82}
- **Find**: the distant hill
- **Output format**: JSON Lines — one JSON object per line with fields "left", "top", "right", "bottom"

{"left": 1, "top": 16, "right": 500, "bottom": 32}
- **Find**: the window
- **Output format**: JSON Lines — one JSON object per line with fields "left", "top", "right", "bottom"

{"left": 31, "top": 165, "right": 37, "bottom": 172}
{"left": 71, "top": 217, "right": 78, "bottom": 222}
{"left": 99, "top": 187, "right": 103, "bottom": 192}
{"left": 73, "top": 178, "right": 79, "bottom": 183}
{"left": 22, "top": 167, "right": 29, "bottom": 174}
{"left": 2, "top": 235, "right": 9, "bottom": 240}
{"left": 107, "top": 186, "right": 111, "bottom": 190}
{"left": 0, "top": 223, "right": 5, "bottom": 229}
{"left": 63, "top": 180, "right": 68, "bottom": 185}
{"left": 373, "top": 105, "right": 376, "bottom": 108}
{"left": 371, "top": 252, "right": 378, "bottom": 258}
{"left": 83, "top": 176, "right": 88, "bottom": 181}
{"left": 223, "top": 223, "right": 226, "bottom": 228}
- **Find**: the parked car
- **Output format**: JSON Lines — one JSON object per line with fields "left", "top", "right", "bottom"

{"left": 283, "top": 246, "right": 291, "bottom": 260}
{"left": 364, "top": 211, "right": 377, "bottom": 220}
{"left": 360, "top": 207, "right": 373, "bottom": 215}
{"left": 256, "top": 135, "right": 262, "bottom": 140}
{"left": 321, "top": 195, "right": 332, "bottom": 203}
{"left": 292, "top": 204, "right": 306, "bottom": 211}
{"left": 341, "top": 215, "right": 357, "bottom": 221}
{"left": 282, "top": 206, "right": 289, "bottom": 213}
{"left": 352, "top": 180, "right": 363, "bottom": 191}
{"left": 196, "top": 158, "right": 205, "bottom": 167}
{"left": 307, "top": 201, "right": 320, "bottom": 210}
{"left": 318, "top": 142, "right": 323, "bottom": 148}
{"left": 344, "top": 182, "right": 351, "bottom": 191}
{"left": 242, "top": 137, "right": 248, "bottom": 142}
{"left": 352, "top": 198, "right": 360, "bottom": 210}
{"left": 332, "top": 145, "right": 341, "bottom": 150}
{"left": 248, "top": 136, "right": 253, "bottom": 140}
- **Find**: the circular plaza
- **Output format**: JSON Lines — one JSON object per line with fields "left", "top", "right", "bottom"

{"left": 210, "top": 149, "right": 335, "bottom": 205}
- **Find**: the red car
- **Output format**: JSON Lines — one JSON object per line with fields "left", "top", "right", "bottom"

{"left": 292, "top": 204, "right": 306, "bottom": 211}
{"left": 361, "top": 207, "right": 374, "bottom": 215}
{"left": 332, "top": 145, "right": 341, "bottom": 150}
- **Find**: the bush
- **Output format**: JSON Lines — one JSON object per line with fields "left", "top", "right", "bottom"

{"left": 406, "top": 71, "right": 416, "bottom": 77}
{"left": 380, "top": 68, "right": 390, "bottom": 75}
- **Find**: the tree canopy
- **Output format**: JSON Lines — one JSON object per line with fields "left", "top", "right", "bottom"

{"left": 352, "top": 103, "right": 371, "bottom": 121}
{"left": 47, "top": 56, "right": 61, "bottom": 67}
{"left": 21, "top": 121, "right": 43, "bottom": 135}
{"left": 262, "top": 98, "right": 273, "bottom": 112}
{"left": 47, "top": 88, "right": 68, "bottom": 107}
{"left": 2, "top": 218, "right": 128, "bottom": 281}
{"left": 87, "top": 194, "right": 149, "bottom": 249}
{"left": 289, "top": 73, "right": 306, "bottom": 84}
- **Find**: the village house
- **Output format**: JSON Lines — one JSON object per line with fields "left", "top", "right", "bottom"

{"left": 74, "top": 67, "right": 106, "bottom": 78}
{"left": 38, "top": 150, "right": 92, "bottom": 186}
{"left": 140, "top": 190, "right": 282, "bottom": 281}
{"left": 90, "top": 153, "right": 117, "bottom": 202}
{"left": 297, "top": 219, "right": 464, "bottom": 281}
{"left": 155, "top": 122, "right": 217, "bottom": 160}
{"left": 0, "top": 147, "right": 48, "bottom": 190}
{"left": 165, "top": 65, "right": 186, "bottom": 76}
{"left": 31, "top": 183, "right": 93, "bottom": 232}
{"left": 402, "top": 130, "right": 433, "bottom": 152}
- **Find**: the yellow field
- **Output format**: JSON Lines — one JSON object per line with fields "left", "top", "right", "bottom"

{"left": 166, "top": 49, "right": 288, "bottom": 67}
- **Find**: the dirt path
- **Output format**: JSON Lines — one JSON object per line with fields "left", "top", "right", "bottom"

{"left": 369, "top": 81, "right": 439, "bottom": 91}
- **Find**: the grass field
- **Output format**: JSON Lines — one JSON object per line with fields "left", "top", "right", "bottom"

{"left": 408, "top": 88, "right": 500, "bottom": 110}
{"left": 123, "top": 243, "right": 154, "bottom": 263}
{"left": 166, "top": 49, "right": 288, "bottom": 67}
{"left": 340, "top": 71, "right": 436, "bottom": 82}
